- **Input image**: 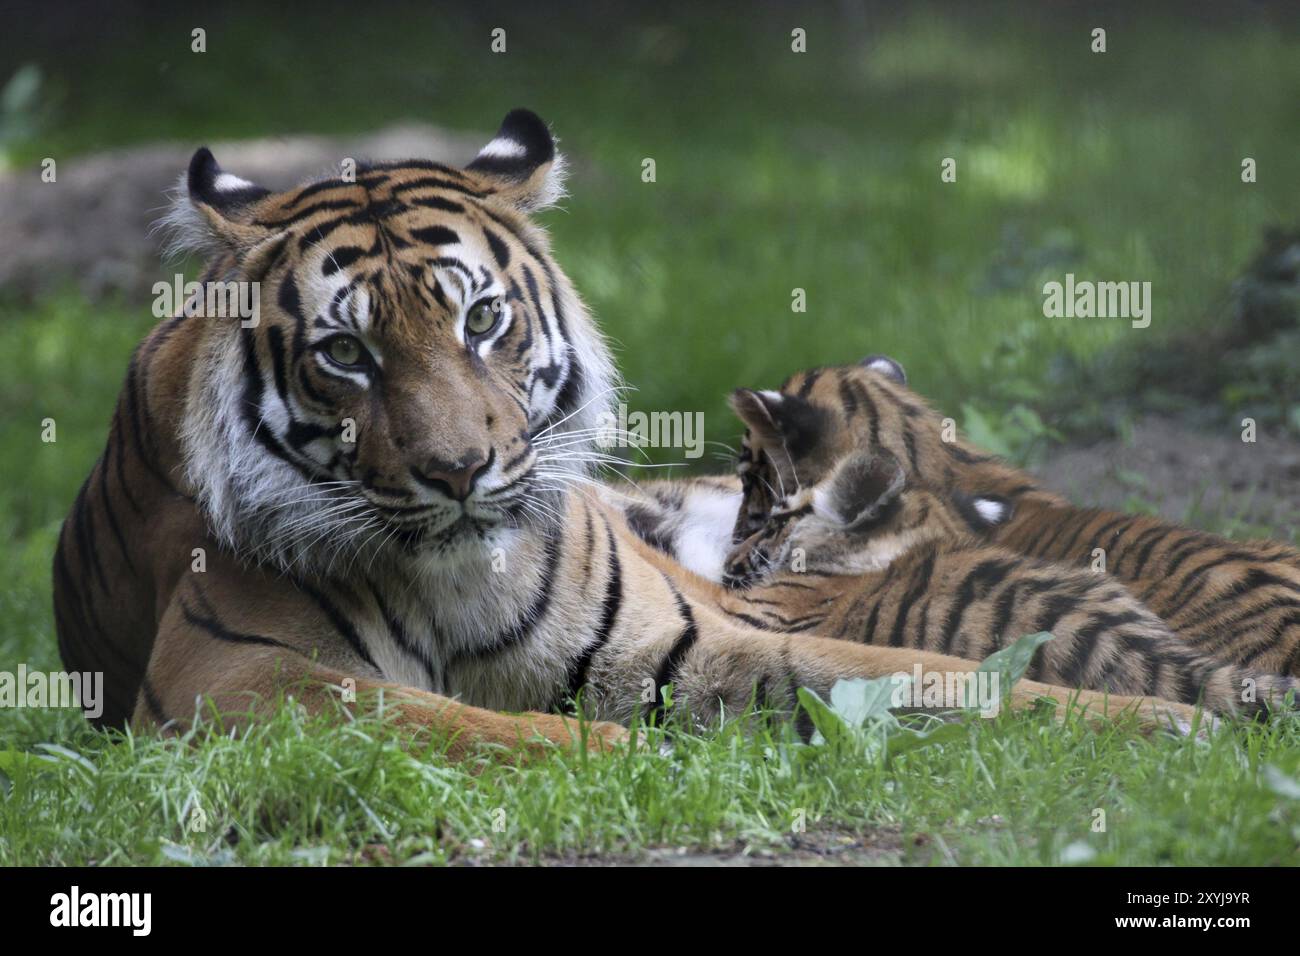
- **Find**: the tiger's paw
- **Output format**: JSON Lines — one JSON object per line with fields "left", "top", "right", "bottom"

{"left": 1149, "top": 701, "right": 1217, "bottom": 738}
{"left": 581, "top": 717, "right": 634, "bottom": 752}
{"left": 522, "top": 712, "right": 630, "bottom": 754}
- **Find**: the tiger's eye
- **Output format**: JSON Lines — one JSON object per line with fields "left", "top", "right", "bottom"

{"left": 466, "top": 300, "right": 500, "bottom": 337}
{"left": 325, "top": 335, "right": 364, "bottom": 366}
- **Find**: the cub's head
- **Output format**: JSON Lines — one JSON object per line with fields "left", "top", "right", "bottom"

{"left": 726, "top": 356, "right": 1032, "bottom": 549}
{"left": 721, "top": 359, "right": 1011, "bottom": 587}
{"left": 164, "top": 110, "right": 616, "bottom": 572}
{"left": 727, "top": 356, "right": 914, "bottom": 544}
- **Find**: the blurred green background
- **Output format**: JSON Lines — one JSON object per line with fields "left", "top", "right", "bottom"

{"left": 1, "top": 0, "right": 1298, "bottom": 661}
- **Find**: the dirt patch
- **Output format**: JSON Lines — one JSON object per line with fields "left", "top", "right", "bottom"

{"left": 434, "top": 826, "right": 928, "bottom": 867}
{"left": 1035, "top": 414, "right": 1300, "bottom": 534}
{"left": 626, "top": 827, "right": 913, "bottom": 867}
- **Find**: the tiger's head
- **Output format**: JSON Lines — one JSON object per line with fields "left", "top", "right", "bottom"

{"left": 163, "top": 110, "right": 616, "bottom": 573}
{"left": 721, "top": 358, "right": 1012, "bottom": 587}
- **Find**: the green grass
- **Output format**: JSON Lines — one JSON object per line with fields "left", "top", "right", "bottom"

{"left": 5, "top": 691, "right": 1300, "bottom": 866}
{"left": 2, "top": 2, "right": 1300, "bottom": 864}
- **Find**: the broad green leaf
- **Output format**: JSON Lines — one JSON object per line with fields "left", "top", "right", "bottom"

{"left": 795, "top": 686, "right": 850, "bottom": 747}
{"left": 979, "top": 631, "right": 1054, "bottom": 686}
{"left": 829, "top": 675, "right": 901, "bottom": 726}
{"left": 800, "top": 676, "right": 924, "bottom": 752}
{"left": 978, "top": 632, "right": 1054, "bottom": 715}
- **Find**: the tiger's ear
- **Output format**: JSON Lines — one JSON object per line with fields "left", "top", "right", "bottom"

{"left": 160, "top": 147, "right": 274, "bottom": 259}
{"left": 824, "top": 451, "right": 906, "bottom": 528}
{"left": 467, "top": 109, "right": 567, "bottom": 212}
{"left": 729, "top": 388, "right": 784, "bottom": 444}
{"left": 861, "top": 354, "right": 907, "bottom": 385}
{"left": 730, "top": 387, "right": 824, "bottom": 455}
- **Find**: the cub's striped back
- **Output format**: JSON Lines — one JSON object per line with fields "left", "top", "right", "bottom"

{"left": 732, "top": 356, "right": 1300, "bottom": 677}
{"left": 716, "top": 379, "right": 1299, "bottom": 717}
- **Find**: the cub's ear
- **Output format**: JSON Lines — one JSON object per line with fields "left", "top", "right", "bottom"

{"left": 729, "top": 388, "right": 783, "bottom": 443}
{"left": 159, "top": 147, "right": 275, "bottom": 259}
{"left": 861, "top": 354, "right": 907, "bottom": 385}
{"left": 824, "top": 451, "right": 906, "bottom": 528}
{"left": 729, "top": 388, "right": 822, "bottom": 448}
{"left": 467, "top": 109, "right": 566, "bottom": 212}
{"left": 952, "top": 492, "right": 1013, "bottom": 533}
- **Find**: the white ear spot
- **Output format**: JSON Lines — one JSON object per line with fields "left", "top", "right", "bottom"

{"left": 213, "top": 172, "right": 256, "bottom": 192}
{"left": 865, "top": 357, "right": 903, "bottom": 381}
{"left": 476, "top": 137, "right": 529, "bottom": 161}
{"left": 759, "top": 390, "right": 784, "bottom": 404}
{"left": 973, "top": 497, "right": 1008, "bottom": 524}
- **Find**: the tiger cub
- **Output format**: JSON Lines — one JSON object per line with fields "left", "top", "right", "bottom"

{"left": 738, "top": 356, "right": 1300, "bottom": 676}
{"left": 714, "top": 385, "right": 1298, "bottom": 718}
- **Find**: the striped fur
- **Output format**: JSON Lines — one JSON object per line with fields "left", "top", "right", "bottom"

{"left": 734, "top": 358, "right": 1300, "bottom": 677}
{"left": 713, "top": 429, "right": 1295, "bottom": 717}
{"left": 51, "top": 114, "right": 1202, "bottom": 753}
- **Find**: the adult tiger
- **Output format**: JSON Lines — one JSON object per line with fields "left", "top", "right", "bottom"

{"left": 52, "top": 111, "right": 1197, "bottom": 756}
{"left": 724, "top": 356, "right": 1300, "bottom": 677}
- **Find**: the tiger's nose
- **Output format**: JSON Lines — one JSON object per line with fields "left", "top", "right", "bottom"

{"left": 413, "top": 450, "right": 492, "bottom": 501}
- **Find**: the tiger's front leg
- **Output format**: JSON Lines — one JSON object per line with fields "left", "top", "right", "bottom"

{"left": 137, "top": 569, "right": 629, "bottom": 761}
